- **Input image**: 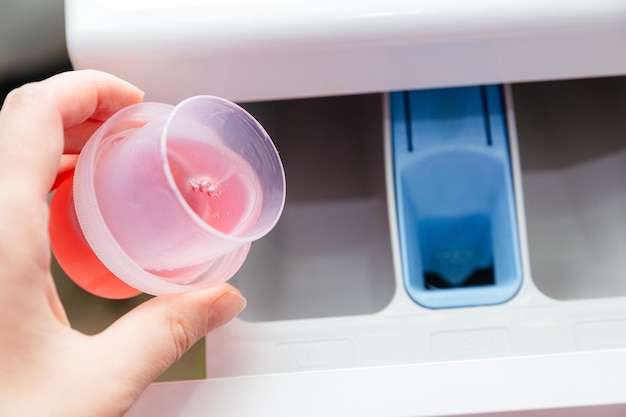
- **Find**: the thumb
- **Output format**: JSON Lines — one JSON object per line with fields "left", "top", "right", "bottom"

{"left": 95, "top": 283, "right": 246, "bottom": 388}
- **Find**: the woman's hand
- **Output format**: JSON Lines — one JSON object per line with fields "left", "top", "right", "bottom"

{"left": 0, "top": 70, "right": 246, "bottom": 416}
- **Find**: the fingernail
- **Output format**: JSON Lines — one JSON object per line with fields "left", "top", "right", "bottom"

{"left": 209, "top": 289, "right": 247, "bottom": 329}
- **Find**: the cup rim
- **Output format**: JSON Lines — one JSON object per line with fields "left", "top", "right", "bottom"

{"left": 160, "top": 95, "right": 286, "bottom": 243}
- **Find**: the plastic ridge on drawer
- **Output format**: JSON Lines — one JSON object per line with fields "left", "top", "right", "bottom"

{"left": 390, "top": 85, "right": 522, "bottom": 308}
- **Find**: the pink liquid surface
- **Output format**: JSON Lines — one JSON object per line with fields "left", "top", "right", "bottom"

{"left": 167, "top": 138, "right": 262, "bottom": 236}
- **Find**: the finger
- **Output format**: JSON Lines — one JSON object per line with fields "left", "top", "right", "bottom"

{"left": 95, "top": 284, "right": 246, "bottom": 389}
{"left": 0, "top": 70, "right": 144, "bottom": 200}
{"left": 63, "top": 118, "right": 106, "bottom": 154}
{"left": 0, "top": 71, "right": 142, "bottom": 321}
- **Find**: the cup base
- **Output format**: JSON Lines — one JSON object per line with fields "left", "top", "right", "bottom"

{"left": 49, "top": 174, "right": 142, "bottom": 299}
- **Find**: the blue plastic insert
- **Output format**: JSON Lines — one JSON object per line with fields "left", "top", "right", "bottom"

{"left": 390, "top": 86, "right": 522, "bottom": 309}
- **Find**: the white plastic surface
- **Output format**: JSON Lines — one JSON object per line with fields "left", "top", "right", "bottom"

{"left": 231, "top": 95, "right": 395, "bottom": 321}
{"left": 514, "top": 78, "right": 626, "bottom": 301}
{"left": 65, "top": 0, "right": 626, "bottom": 102}
{"left": 128, "top": 350, "right": 626, "bottom": 417}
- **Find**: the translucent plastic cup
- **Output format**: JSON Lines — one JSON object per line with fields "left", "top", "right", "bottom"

{"left": 49, "top": 96, "right": 285, "bottom": 298}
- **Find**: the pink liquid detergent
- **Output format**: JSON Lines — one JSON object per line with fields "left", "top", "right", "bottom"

{"left": 167, "top": 138, "right": 263, "bottom": 237}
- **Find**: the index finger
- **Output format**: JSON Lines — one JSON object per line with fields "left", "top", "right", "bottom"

{"left": 0, "top": 70, "right": 144, "bottom": 199}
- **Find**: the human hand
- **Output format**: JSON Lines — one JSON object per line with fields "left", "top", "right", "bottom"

{"left": 0, "top": 70, "right": 246, "bottom": 416}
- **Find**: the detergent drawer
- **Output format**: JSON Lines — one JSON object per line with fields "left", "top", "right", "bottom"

{"left": 53, "top": 76, "right": 626, "bottom": 416}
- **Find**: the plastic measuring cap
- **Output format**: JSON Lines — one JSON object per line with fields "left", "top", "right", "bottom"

{"left": 49, "top": 96, "right": 286, "bottom": 299}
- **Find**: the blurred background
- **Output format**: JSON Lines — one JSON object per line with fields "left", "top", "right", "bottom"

{"left": 0, "top": 0, "right": 205, "bottom": 382}
{"left": 0, "top": 0, "right": 69, "bottom": 100}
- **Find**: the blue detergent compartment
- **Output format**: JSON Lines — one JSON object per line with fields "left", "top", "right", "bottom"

{"left": 391, "top": 86, "right": 522, "bottom": 308}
